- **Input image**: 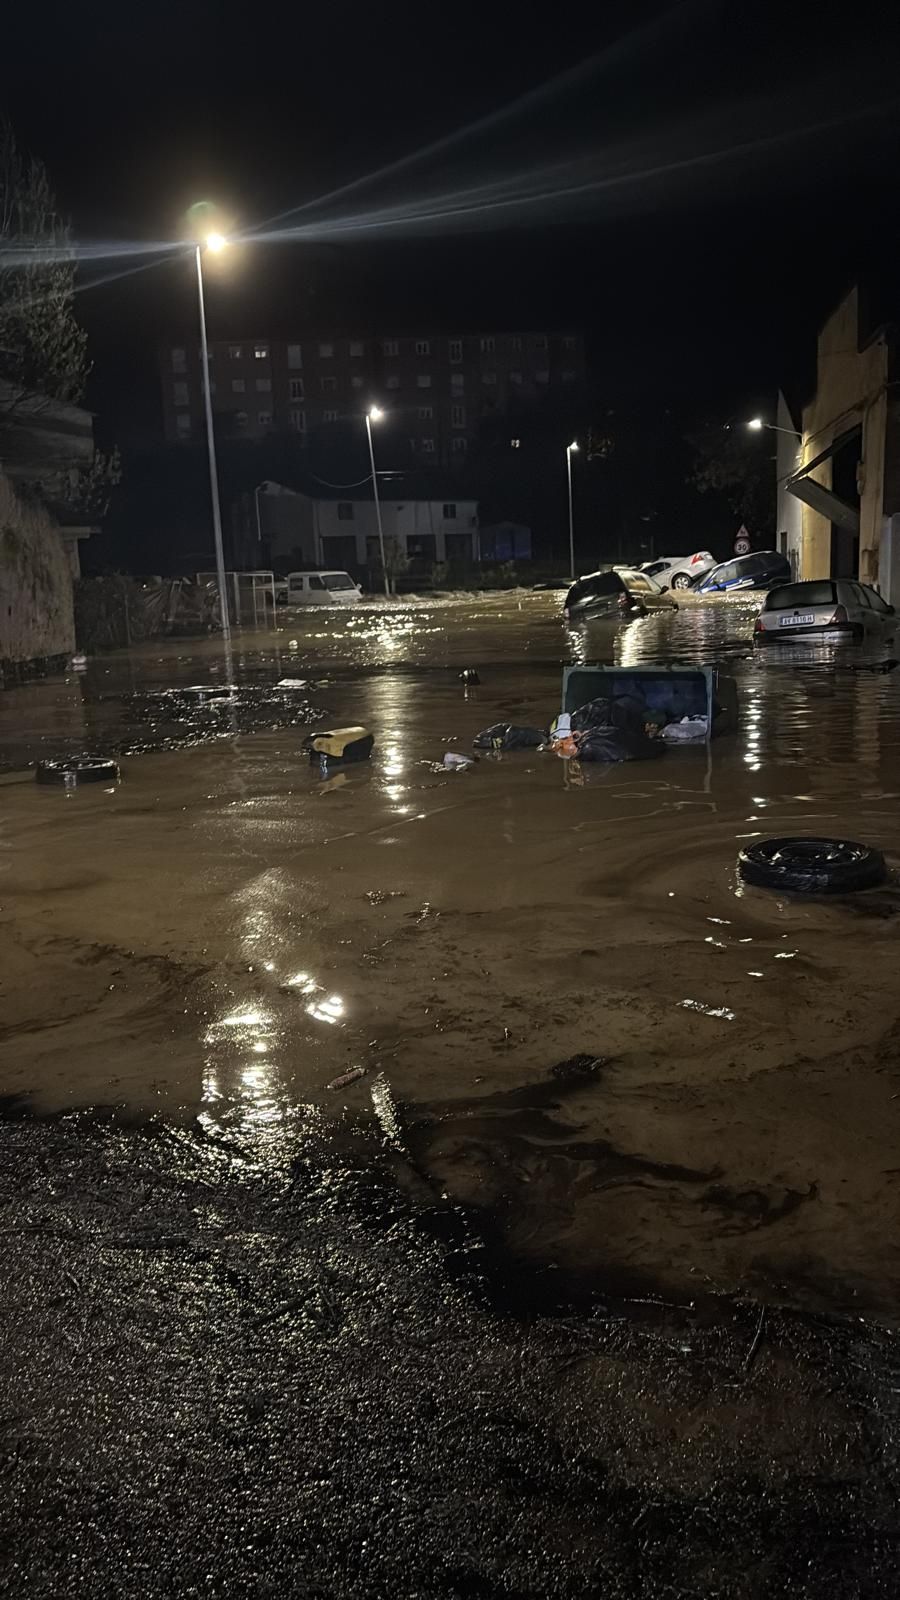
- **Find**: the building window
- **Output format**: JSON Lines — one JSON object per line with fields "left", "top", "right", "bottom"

{"left": 535, "top": 369, "right": 550, "bottom": 384}
{"left": 228, "top": 345, "right": 242, "bottom": 359}
{"left": 256, "top": 377, "right": 272, "bottom": 392}
{"left": 351, "top": 375, "right": 364, "bottom": 389}
{"left": 289, "top": 409, "right": 306, "bottom": 432}
{"left": 451, "top": 373, "right": 465, "bottom": 392}
{"left": 337, "top": 502, "right": 354, "bottom": 521}
{"left": 533, "top": 334, "right": 548, "bottom": 350}
{"left": 418, "top": 405, "right": 433, "bottom": 420}
{"left": 290, "top": 378, "right": 304, "bottom": 400}
{"left": 509, "top": 336, "right": 522, "bottom": 352}
{"left": 173, "top": 380, "right": 189, "bottom": 406}
{"left": 421, "top": 438, "right": 435, "bottom": 453}
{"left": 449, "top": 339, "right": 463, "bottom": 362}
{"left": 415, "top": 339, "right": 431, "bottom": 356}
{"left": 175, "top": 413, "right": 191, "bottom": 437}
{"left": 451, "top": 404, "right": 465, "bottom": 428}
{"left": 386, "top": 374, "right": 400, "bottom": 389}
{"left": 509, "top": 370, "right": 523, "bottom": 385}
{"left": 254, "top": 343, "right": 269, "bottom": 360}
{"left": 320, "top": 376, "right": 337, "bottom": 392}
{"left": 480, "top": 336, "right": 495, "bottom": 354}
{"left": 232, "top": 378, "right": 245, "bottom": 393}
{"left": 510, "top": 438, "right": 521, "bottom": 449}
{"left": 258, "top": 411, "right": 272, "bottom": 426}
{"left": 442, "top": 503, "right": 457, "bottom": 519}
{"left": 287, "top": 343, "right": 302, "bottom": 368}
{"left": 451, "top": 436, "right": 467, "bottom": 453}
{"left": 563, "top": 335, "right": 577, "bottom": 349}
{"left": 349, "top": 340, "right": 364, "bottom": 358}
{"left": 319, "top": 341, "right": 334, "bottom": 358}
{"left": 382, "top": 338, "right": 399, "bottom": 356}
{"left": 234, "top": 411, "right": 248, "bottom": 427}
{"left": 323, "top": 409, "right": 339, "bottom": 423}
{"left": 561, "top": 369, "right": 576, "bottom": 383}
{"left": 417, "top": 374, "right": 432, "bottom": 389}
{"left": 171, "top": 346, "right": 187, "bottom": 372}
{"left": 482, "top": 371, "right": 497, "bottom": 385}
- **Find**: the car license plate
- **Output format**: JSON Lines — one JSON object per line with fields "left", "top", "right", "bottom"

{"left": 780, "top": 613, "right": 814, "bottom": 626}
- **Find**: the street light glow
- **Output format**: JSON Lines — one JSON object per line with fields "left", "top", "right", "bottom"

{"left": 747, "top": 417, "right": 764, "bottom": 430}
{"left": 206, "top": 232, "right": 227, "bottom": 253}
{"left": 368, "top": 405, "right": 384, "bottom": 421}
{"left": 568, "top": 439, "right": 579, "bottom": 451}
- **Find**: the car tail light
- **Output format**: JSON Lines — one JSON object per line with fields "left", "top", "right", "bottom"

{"left": 831, "top": 604, "right": 848, "bottom": 625}
{"left": 754, "top": 613, "right": 765, "bottom": 633}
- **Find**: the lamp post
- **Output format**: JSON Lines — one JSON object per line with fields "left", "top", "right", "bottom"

{"left": 566, "top": 440, "right": 579, "bottom": 581}
{"left": 195, "top": 232, "right": 230, "bottom": 643}
{"left": 365, "top": 406, "right": 389, "bottom": 598}
{"left": 746, "top": 417, "right": 802, "bottom": 439}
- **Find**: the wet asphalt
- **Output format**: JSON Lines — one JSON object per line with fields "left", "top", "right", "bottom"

{"left": 2, "top": 592, "right": 900, "bottom": 1594}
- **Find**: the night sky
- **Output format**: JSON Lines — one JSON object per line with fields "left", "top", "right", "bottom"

{"left": 3, "top": 0, "right": 900, "bottom": 445}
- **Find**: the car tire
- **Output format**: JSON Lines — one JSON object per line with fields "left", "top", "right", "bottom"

{"left": 738, "top": 836, "right": 886, "bottom": 894}
{"left": 671, "top": 573, "right": 693, "bottom": 590}
{"left": 36, "top": 757, "right": 120, "bottom": 786}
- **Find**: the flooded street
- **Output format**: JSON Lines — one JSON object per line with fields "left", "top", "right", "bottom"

{"left": 3, "top": 593, "right": 900, "bottom": 1594}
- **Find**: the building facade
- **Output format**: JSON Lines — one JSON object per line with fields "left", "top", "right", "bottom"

{"left": 252, "top": 482, "right": 478, "bottom": 574}
{"left": 160, "top": 329, "right": 585, "bottom": 465}
{"left": 787, "top": 286, "right": 900, "bottom": 604}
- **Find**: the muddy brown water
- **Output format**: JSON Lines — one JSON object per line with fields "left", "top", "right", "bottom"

{"left": 3, "top": 590, "right": 900, "bottom": 1322}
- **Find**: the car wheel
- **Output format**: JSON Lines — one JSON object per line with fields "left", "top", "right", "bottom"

{"left": 671, "top": 573, "right": 693, "bottom": 590}
{"left": 737, "top": 836, "right": 886, "bottom": 894}
{"left": 36, "top": 757, "right": 120, "bottom": 786}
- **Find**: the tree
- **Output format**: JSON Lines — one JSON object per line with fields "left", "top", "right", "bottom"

{"left": 0, "top": 123, "right": 88, "bottom": 403}
{"left": 688, "top": 426, "right": 775, "bottom": 535}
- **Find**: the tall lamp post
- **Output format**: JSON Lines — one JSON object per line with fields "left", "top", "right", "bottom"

{"left": 566, "top": 440, "right": 579, "bottom": 581}
{"left": 195, "top": 232, "right": 231, "bottom": 644}
{"left": 365, "top": 406, "right": 389, "bottom": 598}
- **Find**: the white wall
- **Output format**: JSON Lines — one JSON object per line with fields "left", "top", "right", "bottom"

{"left": 315, "top": 498, "right": 479, "bottom": 563}
{"left": 775, "top": 392, "right": 803, "bottom": 579}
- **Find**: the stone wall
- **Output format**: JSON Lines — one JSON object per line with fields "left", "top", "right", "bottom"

{"left": 0, "top": 473, "right": 75, "bottom": 676}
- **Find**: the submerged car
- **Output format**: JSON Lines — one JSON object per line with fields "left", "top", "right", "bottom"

{"left": 753, "top": 578, "right": 896, "bottom": 644}
{"left": 275, "top": 570, "right": 363, "bottom": 606}
{"left": 694, "top": 551, "right": 791, "bottom": 595}
{"left": 639, "top": 551, "right": 716, "bottom": 590}
{"left": 563, "top": 568, "right": 673, "bottom": 620}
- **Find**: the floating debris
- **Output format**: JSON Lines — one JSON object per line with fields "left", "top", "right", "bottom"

{"left": 326, "top": 1065, "right": 368, "bottom": 1091}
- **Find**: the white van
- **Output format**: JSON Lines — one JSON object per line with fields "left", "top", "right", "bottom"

{"left": 275, "top": 570, "right": 363, "bottom": 607}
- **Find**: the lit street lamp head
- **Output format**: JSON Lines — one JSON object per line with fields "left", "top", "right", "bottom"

{"left": 568, "top": 440, "right": 579, "bottom": 452}
{"left": 206, "top": 232, "right": 227, "bottom": 253}
{"left": 747, "top": 417, "right": 764, "bottom": 431}
{"left": 368, "top": 405, "right": 384, "bottom": 421}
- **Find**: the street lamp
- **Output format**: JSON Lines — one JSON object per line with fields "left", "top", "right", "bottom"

{"left": 365, "top": 406, "right": 389, "bottom": 598}
{"left": 566, "top": 440, "right": 579, "bottom": 581}
{"left": 195, "top": 233, "right": 230, "bottom": 643}
{"left": 746, "top": 416, "right": 801, "bottom": 438}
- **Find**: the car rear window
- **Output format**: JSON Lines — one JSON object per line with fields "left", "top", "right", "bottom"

{"left": 765, "top": 582, "right": 836, "bottom": 611}
{"left": 565, "top": 572, "right": 624, "bottom": 606}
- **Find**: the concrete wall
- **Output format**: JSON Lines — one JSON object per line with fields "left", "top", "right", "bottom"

{"left": 798, "top": 287, "right": 888, "bottom": 585}
{"left": 775, "top": 392, "right": 803, "bottom": 578}
{"left": 0, "top": 474, "right": 75, "bottom": 672}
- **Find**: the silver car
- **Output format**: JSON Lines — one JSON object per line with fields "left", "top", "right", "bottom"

{"left": 753, "top": 578, "right": 896, "bottom": 644}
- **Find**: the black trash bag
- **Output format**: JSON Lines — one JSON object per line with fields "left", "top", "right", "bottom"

{"left": 571, "top": 691, "right": 650, "bottom": 734}
{"left": 577, "top": 723, "right": 664, "bottom": 762}
{"left": 473, "top": 723, "right": 547, "bottom": 751}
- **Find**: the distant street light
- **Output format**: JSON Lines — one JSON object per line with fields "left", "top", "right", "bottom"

{"left": 194, "top": 232, "right": 230, "bottom": 643}
{"left": 365, "top": 406, "right": 389, "bottom": 598}
{"left": 566, "top": 440, "right": 579, "bottom": 581}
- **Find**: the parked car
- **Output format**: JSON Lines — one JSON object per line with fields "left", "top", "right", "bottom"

{"left": 563, "top": 568, "right": 673, "bottom": 621}
{"left": 694, "top": 551, "right": 791, "bottom": 595}
{"left": 275, "top": 570, "right": 363, "bottom": 606}
{"left": 638, "top": 552, "right": 716, "bottom": 590}
{"left": 753, "top": 578, "right": 897, "bottom": 644}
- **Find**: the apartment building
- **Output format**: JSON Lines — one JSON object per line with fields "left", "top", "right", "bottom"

{"left": 160, "top": 329, "right": 585, "bottom": 464}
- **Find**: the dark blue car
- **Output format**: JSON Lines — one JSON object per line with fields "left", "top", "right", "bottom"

{"left": 694, "top": 551, "right": 791, "bottom": 595}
